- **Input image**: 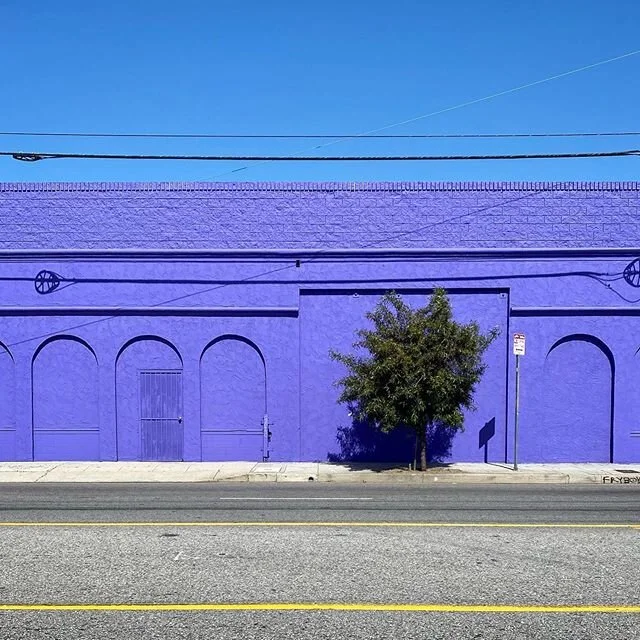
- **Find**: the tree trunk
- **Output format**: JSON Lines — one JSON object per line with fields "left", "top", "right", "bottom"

{"left": 417, "top": 424, "right": 428, "bottom": 471}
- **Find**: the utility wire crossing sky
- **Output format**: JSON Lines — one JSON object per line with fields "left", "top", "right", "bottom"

{"left": 2, "top": 2, "right": 639, "bottom": 182}
{"left": 5, "top": 150, "right": 640, "bottom": 163}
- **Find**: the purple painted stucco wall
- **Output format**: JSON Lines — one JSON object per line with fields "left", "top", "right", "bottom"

{"left": 0, "top": 181, "right": 639, "bottom": 463}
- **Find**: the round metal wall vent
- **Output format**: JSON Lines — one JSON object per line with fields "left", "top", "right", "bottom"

{"left": 623, "top": 259, "right": 640, "bottom": 288}
{"left": 34, "top": 270, "right": 62, "bottom": 295}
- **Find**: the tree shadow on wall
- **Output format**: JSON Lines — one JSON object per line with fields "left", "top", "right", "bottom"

{"left": 327, "top": 417, "right": 456, "bottom": 468}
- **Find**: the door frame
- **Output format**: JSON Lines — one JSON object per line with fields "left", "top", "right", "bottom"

{"left": 138, "top": 368, "right": 184, "bottom": 461}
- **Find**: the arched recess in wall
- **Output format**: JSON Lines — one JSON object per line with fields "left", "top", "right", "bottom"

{"left": 526, "top": 334, "right": 614, "bottom": 463}
{"left": 200, "top": 335, "right": 267, "bottom": 462}
{"left": 0, "top": 342, "right": 16, "bottom": 461}
{"left": 32, "top": 336, "right": 99, "bottom": 461}
{"left": 116, "top": 336, "right": 183, "bottom": 461}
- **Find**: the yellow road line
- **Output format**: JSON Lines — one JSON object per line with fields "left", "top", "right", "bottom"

{"left": 1, "top": 603, "right": 639, "bottom": 613}
{"left": 0, "top": 521, "right": 638, "bottom": 528}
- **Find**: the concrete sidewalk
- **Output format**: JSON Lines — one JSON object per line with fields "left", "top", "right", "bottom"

{"left": 0, "top": 461, "right": 638, "bottom": 484}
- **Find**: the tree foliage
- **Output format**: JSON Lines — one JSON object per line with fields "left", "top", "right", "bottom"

{"left": 330, "top": 289, "right": 498, "bottom": 470}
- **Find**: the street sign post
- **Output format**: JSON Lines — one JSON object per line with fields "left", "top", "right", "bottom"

{"left": 513, "top": 333, "right": 525, "bottom": 471}
{"left": 513, "top": 332, "right": 526, "bottom": 356}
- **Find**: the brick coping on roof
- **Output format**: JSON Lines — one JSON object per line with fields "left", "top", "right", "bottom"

{"left": 0, "top": 181, "right": 639, "bottom": 193}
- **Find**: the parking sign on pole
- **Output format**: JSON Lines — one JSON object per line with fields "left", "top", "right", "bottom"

{"left": 513, "top": 333, "right": 525, "bottom": 471}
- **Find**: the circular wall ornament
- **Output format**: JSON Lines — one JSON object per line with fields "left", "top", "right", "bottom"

{"left": 623, "top": 259, "right": 640, "bottom": 288}
{"left": 34, "top": 270, "right": 62, "bottom": 295}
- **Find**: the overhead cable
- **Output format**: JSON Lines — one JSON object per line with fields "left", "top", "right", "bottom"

{"left": 2, "top": 130, "right": 640, "bottom": 139}
{"left": 210, "top": 47, "right": 640, "bottom": 178}
{"left": 5, "top": 150, "right": 639, "bottom": 162}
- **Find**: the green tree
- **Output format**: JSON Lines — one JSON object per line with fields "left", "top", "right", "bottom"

{"left": 330, "top": 289, "right": 498, "bottom": 470}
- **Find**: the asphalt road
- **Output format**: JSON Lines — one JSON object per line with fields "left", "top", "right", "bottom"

{"left": 0, "top": 483, "right": 638, "bottom": 639}
{"left": 0, "top": 482, "right": 639, "bottom": 523}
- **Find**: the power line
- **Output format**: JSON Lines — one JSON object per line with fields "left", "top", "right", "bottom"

{"left": 353, "top": 49, "right": 640, "bottom": 138}
{"left": 210, "top": 48, "right": 640, "bottom": 178}
{"left": 0, "top": 269, "right": 624, "bottom": 288}
{"left": 2, "top": 130, "right": 640, "bottom": 139}
{"left": 5, "top": 150, "right": 639, "bottom": 162}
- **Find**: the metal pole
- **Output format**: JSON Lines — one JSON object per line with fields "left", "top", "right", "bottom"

{"left": 514, "top": 354, "right": 520, "bottom": 471}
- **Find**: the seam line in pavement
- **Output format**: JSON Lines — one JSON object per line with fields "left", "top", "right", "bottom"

{"left": 0, "top": 522, "right": 638, "bottom": 528}
{"left": 33, "top": 463, "right": 63, "bottom": 483}
{"left": 1, "top": 603, "right": 640, "bottom": 613}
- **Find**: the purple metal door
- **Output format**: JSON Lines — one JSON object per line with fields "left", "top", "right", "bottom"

{"left": 139, "top": 370, "right": 183, "bottom": 461}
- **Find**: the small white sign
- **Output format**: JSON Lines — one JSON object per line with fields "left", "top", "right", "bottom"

{"left": 513, "top": 333, "right": 526, "bottom": 356}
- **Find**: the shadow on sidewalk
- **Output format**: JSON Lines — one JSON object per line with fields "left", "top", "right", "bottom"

{"left": 326, "top": 419, "right": 456, "bottom": 472}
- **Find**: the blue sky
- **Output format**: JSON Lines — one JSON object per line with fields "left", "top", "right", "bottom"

{"left": 1, "top": 0, "right": 639, "bottom": 183}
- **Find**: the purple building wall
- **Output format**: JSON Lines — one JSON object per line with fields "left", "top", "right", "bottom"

{"left": 0, "top": 181, "right": 639, "bottom": 464}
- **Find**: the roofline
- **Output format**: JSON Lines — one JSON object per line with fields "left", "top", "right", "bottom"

{"left": 0, "top": 247, "right": 637, "bottom": 261}
{"left": 1, "top": 181, "right": 640, "bottom": 193}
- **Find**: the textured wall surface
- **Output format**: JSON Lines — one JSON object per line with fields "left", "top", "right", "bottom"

{"left": 1, "top": 181, "right": 640, "bottom": 249}
{"left": 200, "top": 336, "right": 267, "bottom": 461}
{"left": 32, "top": 336, "right": 99, "bottom": 461}
{"left": 525, "top": 336, "right": 613, "bottom": 462}
{"left": 0, "top": 344, "right": 15, "bottom": 460}
{"left": 0, "top": 182, "right": 639, "bottom": 464}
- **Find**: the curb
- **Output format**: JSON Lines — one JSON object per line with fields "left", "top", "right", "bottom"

{"left": 220, "top": 472, "right": 602, "bottom": 484}
{"left": 0, "top": 465, "right": 634, "bottom": 484}
{"left": 322, "top": 473, "right": 574, "bottom": 484}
